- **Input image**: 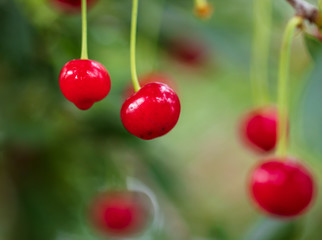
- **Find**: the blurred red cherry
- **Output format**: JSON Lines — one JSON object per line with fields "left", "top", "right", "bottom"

{"left": 250, "top": 157, "right": 315, "bottom": 217}
{"left": 50, "top": 0, "right": 97, "bottom": 13}
{"left": 167, "top": 36, "right": 209, "bottom": 67}
{"left": 240, "top": 106, "right": 278, "bottom": 153}
{"left": 89, "top": 191, "right": 153, "bottom": 237}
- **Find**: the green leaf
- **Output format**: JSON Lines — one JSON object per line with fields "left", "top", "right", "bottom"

{"left": 304, "top": 33, "right": 322, "bottom": 62}
{"left": 243, "top": 218, "right": 300, "bottom": 240}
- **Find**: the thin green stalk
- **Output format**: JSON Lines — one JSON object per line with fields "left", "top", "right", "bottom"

{"left": 250, "top": 0, "right": 272, "bottom": 106}
{"left": 276, "top": 16, "right": 303, "bottom": 157}
{"left": 130, "top": 0, "right": 141, "bottom": 92}
{"left": 81, "top": 0, "right": 88, "bottom": 59}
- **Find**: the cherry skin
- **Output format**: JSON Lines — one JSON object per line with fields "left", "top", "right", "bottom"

{"left": 89, "top": 191, "right": 152, "bottom": 237}
{"left": 123, "top": 72, "right": 177, "bottom": 100}
{"left": 50, "top": 0, "right": 97, "bottom": 13}
{"left": 240, "top": 106, "right": 278, "bottom": 153}
{"left": 121, "top": 82, "right": 181, "bottom": 140}
{"left": 59, "top": 59, "right": 111, "bottom": 110}
{"left": 250, "top": 157, "right": 315, "bottom": 217}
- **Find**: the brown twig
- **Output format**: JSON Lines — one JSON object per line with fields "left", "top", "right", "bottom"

{"left": 286, "top": 0, "right": 321, "bottom": 25}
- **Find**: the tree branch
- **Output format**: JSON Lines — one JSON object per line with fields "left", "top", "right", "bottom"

{"left": 286, "top": 0, "right": 320, "bottom": 25}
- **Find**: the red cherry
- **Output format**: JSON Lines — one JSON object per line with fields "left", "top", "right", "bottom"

{"left": 168, "top": 37, "right": 208, "bottom": 67}
{"left": 121, "top": 82, "right": 181, "bottom": 140}
{"left": 50, "top": 0, "right": 97, "bottom": 13}
{"left": 89, "top": 191, "right": 152, "bottom": 237}
{"left": 59, "top": 59, "right": 111, "bottom": 110}
{"left": 123, "top": 72, "right": 178, "bottom": 100}
{"left": 240, "top": 106, "right": 278, "bottom": 153}
{"left": 250, "top": 158, "right": 315, "bottom": 217}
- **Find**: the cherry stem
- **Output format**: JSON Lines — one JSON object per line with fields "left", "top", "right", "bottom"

{"left": 276, "top": 16, "right": 303, "bottom": 157}
{"left": 81, "top": 0, "right": 88, "bottom": 59}
{"left": 250, "top": 0, "right": 272, "bottom": 106}
{"left": 286, "top": 0, "right": 321, "bottom": 26}
{"left": 130, "top": 0, "right": 141, "bottom": 92}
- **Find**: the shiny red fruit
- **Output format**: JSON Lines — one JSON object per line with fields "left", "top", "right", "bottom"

{"left": 123, "top": 72, "right": 177, "bottom": 100}
{"left": 240, "top": 107, "right": 278, "bottom": 153}
{"left": 89, "top": 191, "right": 152, "bottom": 237}
{"left": 59, "top": 59, "right": 111, "bottom": 110}
{"left": 51, "top": 0, "right": 97, "bottom": 13}
{"left": 121, "top": 82, "right": 181, "bottom": 140}
{"left": 250, "top": 158, "right": 315, "bottom": 217}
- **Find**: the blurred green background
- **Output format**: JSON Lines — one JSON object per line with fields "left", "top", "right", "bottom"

{"left": 1, "top": 0, "right": 322, "bottom": 239}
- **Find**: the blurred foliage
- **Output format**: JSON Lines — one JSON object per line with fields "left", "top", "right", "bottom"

{"left": 0, "top": 0, "right": 322, "bottom": 240}
{"left": 303, "top": 33, "right": 322, "bottom": 62}
{"left": 244, "top": 218, "right": 300, "bottom": 240}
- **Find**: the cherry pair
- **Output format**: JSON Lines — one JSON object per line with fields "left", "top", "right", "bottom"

{"left": 58, "top": 0, "right": 181, "bottom": 140}
{"left": 240, "top": 107, "right": 315, "bottom": 217}
{"left": 60, "top": 67, "right": 180, "bottom": 140}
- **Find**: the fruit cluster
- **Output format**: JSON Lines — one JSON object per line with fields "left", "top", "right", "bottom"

{"left": 52, "top": 0, "right": 318, "bottom": 237}
{"left": 239, "top": 9, "right": 317, "bottom": 217}
{"left": 57, "top": 0, "right": 181, "bottom": 141}
{"left": 55, "top": 0, "right": 181, "bottom": 236}
{"left": 240, "top": 105, "right": 315, "bottom": 217}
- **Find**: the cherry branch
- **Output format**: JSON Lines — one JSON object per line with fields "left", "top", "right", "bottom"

{"left": 286, "top": 0, "right": 321, "bottom": 26}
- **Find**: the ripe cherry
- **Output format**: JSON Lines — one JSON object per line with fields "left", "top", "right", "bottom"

{"left": 121, "top": 82, "right": 181, "bottom": 140}
{"left": 240, "top": 106, "right": 278, "bottom": 153}
{"left": 59, "top": 59, "right": 111, "bottom": 110}
{"left": 250, "top": 158, "right": 315, "bottom": 217}
{"left": 123, "top": 72, "right": 177, "bottom": 100}
{"left": 89, "top": 191, "right": 152, "bottom": 237}
{"left": 167, "top": 36, "right": 208, "bottom": 67}
{"left": 51, "top": 0, "right": 97, "bottom": 13}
